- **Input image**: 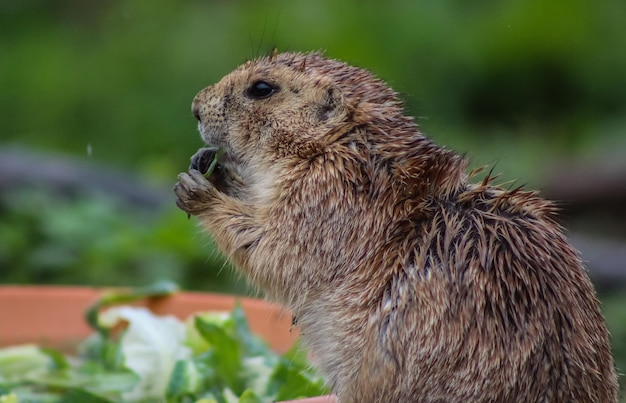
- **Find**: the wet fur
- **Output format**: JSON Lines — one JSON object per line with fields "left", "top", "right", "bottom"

{"left": 175, "top": 52, "right": 618, "bottom": 402}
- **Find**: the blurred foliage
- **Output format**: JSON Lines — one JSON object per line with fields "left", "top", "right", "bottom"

{"left": 602, "top": 293, "right": 626, "bottom": 400}
{"left": 0, "top": 187, "right": 247, "bottom": 294}
{"left": 1, "top": 0, "right": 625, "bottom": 184}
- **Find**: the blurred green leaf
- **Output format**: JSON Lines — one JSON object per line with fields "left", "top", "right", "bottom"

{"left": 0, "top": 345, "right": 51, "bottom": 382}
{"left": 194, "top": 316, "right": 243, "bottom": 394}
{"left": 237, "top": 389, "right": 263, "bottom": 403}
{"left": 267, "top": 341, "right": 329, "bottom": 401}
{"left": 166, "top": 360, "right": 201, "bottom": 400}
{"left": 58, "top": 388, "right": 114, "bottom": 403}
{"left": 85, "top": 280, "right": 179, "bottom": 332}
{"left": 0, "top": 393, "right": 18, "bottom": 403}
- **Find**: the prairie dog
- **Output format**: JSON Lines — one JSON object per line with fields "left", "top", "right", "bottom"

{"left": 175, "top": 52, "right": 618, "bottom": 402}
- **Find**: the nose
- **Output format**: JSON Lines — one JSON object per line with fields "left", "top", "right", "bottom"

{"left": 192, "top": 86, "right": 213, "bottom": 121}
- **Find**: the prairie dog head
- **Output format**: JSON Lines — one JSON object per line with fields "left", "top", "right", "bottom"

{"left": 191, "top": 52, "right": 400, "bottom": 173}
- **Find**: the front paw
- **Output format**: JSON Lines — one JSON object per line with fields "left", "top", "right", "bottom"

{"left": 174, "top": 169, "right": 218, "bottom": 216}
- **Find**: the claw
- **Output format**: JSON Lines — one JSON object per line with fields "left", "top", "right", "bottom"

{"left": 189, "top": 169, "right": 209, "bottom": 183}
{"left": 173, "top": 169, "right": 218, "bottom": 217}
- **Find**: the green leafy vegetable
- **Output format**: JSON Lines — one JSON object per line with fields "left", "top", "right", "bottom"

{"left": 0, "top": 345, "right": 52, "bottom": 382}
{"left": 237, "top": 389, "right": 263, "bottom": 403}
{"left": 0, "top": 285, "right": 329, "bottom": 402}
{"left": 203, "top": 148, "right": 224, "bottom": 178}
{"left": 166, "top": 360, "right": 202, "bottom": 400}
{"left": 85, "top": 280, "right": 179, "bottom": 332}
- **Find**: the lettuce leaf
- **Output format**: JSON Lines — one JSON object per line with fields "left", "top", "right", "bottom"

{"left": 0, "top": 284, "right": 329, "bottom": 402}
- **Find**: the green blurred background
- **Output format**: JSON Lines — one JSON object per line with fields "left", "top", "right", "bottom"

{"left": 1, "top": 0, "right": 625, "bottom": 394}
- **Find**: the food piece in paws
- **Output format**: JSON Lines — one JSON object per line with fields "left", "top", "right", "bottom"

{"left": 190, "top": 147, "right": 223, "bottom": 177}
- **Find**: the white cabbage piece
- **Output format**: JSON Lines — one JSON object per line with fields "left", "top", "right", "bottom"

{"left": 99, "top": 306, "right": 191, "bottom": 401}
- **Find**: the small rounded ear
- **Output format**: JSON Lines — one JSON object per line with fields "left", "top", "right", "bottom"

{"left": 318, "top": 86, "right": 344, "bottom": 122}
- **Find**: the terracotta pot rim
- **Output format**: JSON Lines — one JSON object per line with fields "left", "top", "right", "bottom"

{"left": 0, "top": 285, "right": 296, "bottom": 350}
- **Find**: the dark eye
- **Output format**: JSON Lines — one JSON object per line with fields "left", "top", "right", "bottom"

{"left": 246, "top": 81, "right": 278, "bottom": 99}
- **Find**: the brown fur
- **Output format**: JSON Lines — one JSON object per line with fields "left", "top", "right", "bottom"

{"left": 175, "top": 52, "right": 618, "bottom": 402}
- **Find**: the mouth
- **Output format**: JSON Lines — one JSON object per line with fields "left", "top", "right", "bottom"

{"left": 190, "top": 143, "right": 239, "bottom": 177}
{"left": 189, "top": 147, "right": 220, "bottom": 175}
{"left": 198, "top": 122, "right": 222, "bottom": 147}
{"left": 195, "top": 122, "right": 243, "bottom": 176}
